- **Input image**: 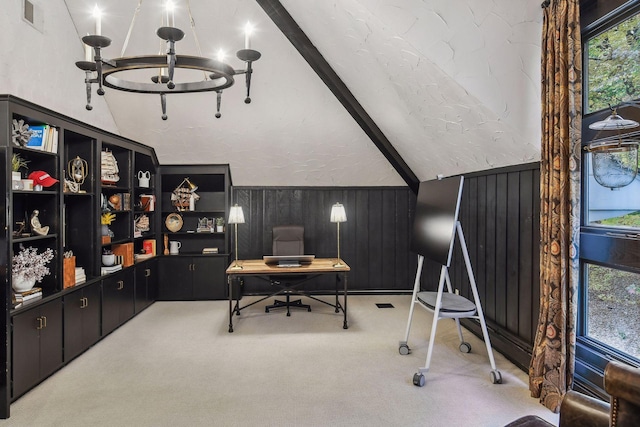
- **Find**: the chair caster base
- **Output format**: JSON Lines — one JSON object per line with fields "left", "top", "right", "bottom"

{"left": 399, "top": 343, "right": 411, "bottom": 355}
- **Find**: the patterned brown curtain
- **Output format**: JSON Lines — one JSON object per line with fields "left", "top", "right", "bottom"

{"left": 529, "top": 0, "right": 582, "bottom": 413}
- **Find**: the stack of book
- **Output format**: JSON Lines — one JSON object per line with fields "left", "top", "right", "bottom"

{"left": 26, "top": 125, "right": 59, "bottom": 153}
{"left": 14, "top": 287, "right": 43, "bottom": 308}
{"left": 75, "top": 267, "right": 86, "bottom": 285}
{"left": 101, "top": 264, "right": 122, "bottom": 276}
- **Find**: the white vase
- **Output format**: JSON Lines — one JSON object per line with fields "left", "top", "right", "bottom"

{"left": 13, "top": 274, "right": 36, "bottom": 293}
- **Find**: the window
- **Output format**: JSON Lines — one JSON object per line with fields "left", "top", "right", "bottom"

{"left": 586, "top": 10, "right": 640, "bottom": 113}
{"left": 580, "top": 0, "right": 640, "bottom": 396}
{"left": 583, "top": 263, "right": 640, "bottom": 359}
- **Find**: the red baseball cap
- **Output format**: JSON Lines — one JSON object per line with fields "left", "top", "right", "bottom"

{"left": 28, "top": 171, "right": 59, "bottom": 187}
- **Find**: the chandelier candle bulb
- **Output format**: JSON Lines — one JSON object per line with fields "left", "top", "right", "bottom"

{"left": 85, "top": 43, "right": 92, "bottom": 62}
{"left": 244, "top": 22, "right": 252, "bottom": 49}
{"left": 166, "top": 1, "right": 175, "bottom": 27}
{"left": 93, "top": 5, "right": 102, "bottom": 36}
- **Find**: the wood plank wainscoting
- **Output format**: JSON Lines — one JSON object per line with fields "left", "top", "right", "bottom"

{"left": 231, "top": 187, "right": 417, "bottom": 293}
{"left": 232, "top": 162, "right": 540, "bottom": 371}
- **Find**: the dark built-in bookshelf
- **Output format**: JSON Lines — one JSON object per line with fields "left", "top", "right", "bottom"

{"left": 157, "top": 165, "right": 232, "bottom": 300}
{"left": 0, "top": 95, "right": 232, "bottom": 419}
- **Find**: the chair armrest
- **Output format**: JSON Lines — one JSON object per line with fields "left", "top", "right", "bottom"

{"left": 559, "top": 391, "right": 609, "bottom": 427}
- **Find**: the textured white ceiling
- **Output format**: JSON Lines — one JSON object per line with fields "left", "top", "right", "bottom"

{"left": 59, "top": 0, "right": 542, "bottom": 186}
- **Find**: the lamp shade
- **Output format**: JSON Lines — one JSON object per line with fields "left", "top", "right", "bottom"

{"left": 330, "top": 203, "right": 347, "bottom": 223}
{"left": 589, "top": 112, "right": 639, "bottom": 130}
{"left": 228, "top": 205, "right": 245, "bottom": 224}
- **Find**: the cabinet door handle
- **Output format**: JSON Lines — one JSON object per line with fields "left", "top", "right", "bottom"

{"left": 191, "top": 263, "right": 195, "bottom": 271}
{"left": 41, "top": 316, "right": 47, "bottom": 328}
{"left": 117, "top": 280, "right": 124, "bottom": 290}
{"left": 36, "top": 317, "right": 43, "bottom": 330}
{"left": 145, "top": 268, "right": 151, "bottom": 277}
{"left": 81, "top": 297, "right": 88, "bottom": 308}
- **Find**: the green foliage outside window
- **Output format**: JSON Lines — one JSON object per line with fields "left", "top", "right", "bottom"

{"left": 588, "top": 13, "right": 640, "bottom": 113}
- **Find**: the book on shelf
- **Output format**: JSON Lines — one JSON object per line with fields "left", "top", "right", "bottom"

{"left": 143, "top": 239, "right": 156, "bottom": 256}
{"left": 21, "top": 291, "right": 43, "bottom": 302}
{"left": 101, "top": 264, "right": 123, "bottom": 275}
{"left": 44, "top": 126, "right": 58, "bottom": 153}
{"left": 25, "top": 125, "right": 58, "bottom": 153}
{"left": 26, "top": 125, "right": 47, "bottom": 150}
{"left": 75, "top": 267, "right": 86, "bottom": 285}
{"left": 23, "top": 294, "right": 43, "bottom": 305}
{"left": 135, "top": 253, "right": 153, "bottom": 261}
{"left": 16, "top": 287, "right": 42, "bottom": 297}
{"left": 14, "top": 289, "right": 43, "bottom": 305}
{"left": 202, "top": 248, "right": 219, "bottom": 254}
{"left": 112, "top": 242, "right": 134, "bottom": 267}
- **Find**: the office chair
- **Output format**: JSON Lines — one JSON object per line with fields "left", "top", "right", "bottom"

{"left": 265, "top": 225, "right": 312, "bottom": 316}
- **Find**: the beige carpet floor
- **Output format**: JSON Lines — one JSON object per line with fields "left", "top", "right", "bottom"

{"left": 5, "top": 295, "right": 559, "bottom": 426}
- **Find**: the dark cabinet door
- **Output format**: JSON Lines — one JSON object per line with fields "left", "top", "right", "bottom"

{"left": 103, "top": 269, "right": 135, "bottom": 335}
{"left": 102, "top": 274, "right": 122, "bottom": 336}
{"left": 193, "top": 257, "right": 227, "bottom": 300}
{"left": 64, "top": 289, "right": 85, "bottom": 361}
{"left": 135, "top": 260, "right": 157, "bottom": 313}
{"left": 147, "top": 259, "right": 158, "bottom": 304}
{"left": 38, "top": 301, "right": 63, "bottom": 380}
{"left": 81, "top": 283, "right": 102, "bottom": 351}
{"left": 158, "top": 257, "right": 193, "bottom": 300}
{"left": 12, "top": 309, "right": 41, "bottom": 398}
{"left": 119, "top": 269, "right": 135, "bottom": 323}
{"left": 12, "top": 300, "right": 63, "bottom": 399}
{"left": 135, "top": 264, "right": 148, "bottom": 312}
{"left": 64, "top": 283, "right": 102, "bottom": 362}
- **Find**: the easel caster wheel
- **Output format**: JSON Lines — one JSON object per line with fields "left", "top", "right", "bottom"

{"left": 491, "top": 370, "right": 502, "bottom": 384}
{"left": 459, "top": 342, "right": 471, "bottom": 353}
{"left": 265, "top": 308, "right": 269, "bottom": 313}
{"left": 413, "top": 373, "right": 425, "bottom": 387}
{"left": 399, "top": 344, "right": 410, "bottom": 355}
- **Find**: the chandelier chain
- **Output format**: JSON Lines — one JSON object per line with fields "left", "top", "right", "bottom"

{"left": 186, "top": 0, "right": 208, "bottom": 80}
{"left": 121, "top": 0, "right": 145, "bottom": 57}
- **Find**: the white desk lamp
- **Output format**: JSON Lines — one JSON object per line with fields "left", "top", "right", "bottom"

{"left": 228, "top": 204, "right": 245, "bottom": 270}
{"left": 330, "top": 202, "right": 347, "bottom": 268}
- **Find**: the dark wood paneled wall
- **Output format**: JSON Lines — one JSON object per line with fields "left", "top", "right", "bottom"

{"left": 450, "top": 163, "right": 541, "bottom": 370}
{"left": 232, "top": 187, "right": 416, "bottom": 293}
{"left": 233, "top": 162, "right": 540, "bottom": 370}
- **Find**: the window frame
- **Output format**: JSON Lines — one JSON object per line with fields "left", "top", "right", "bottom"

{"left": 579, "top": 0, "right": 640, "bottom": 398}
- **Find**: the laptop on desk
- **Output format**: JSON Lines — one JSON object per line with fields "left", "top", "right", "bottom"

{"left": 263, "top": 255, "right": 315, "bottom": 267}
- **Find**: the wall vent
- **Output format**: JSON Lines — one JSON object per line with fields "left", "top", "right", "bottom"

{"left": 23, "top": 0, "right": 44, "bottom": 33}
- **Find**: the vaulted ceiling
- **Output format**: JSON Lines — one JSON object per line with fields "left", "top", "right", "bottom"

{"left": 60, "top": 0, "right": 542, "bottom": 187}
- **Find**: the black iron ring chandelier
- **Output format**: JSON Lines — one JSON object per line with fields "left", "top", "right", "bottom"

{"left": 75, "top": 1, "right": 261, "bottom": 120}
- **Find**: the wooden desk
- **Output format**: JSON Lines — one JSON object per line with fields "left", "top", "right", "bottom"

{"left": 226, "top": 258, "right": 350, "bottom": 332}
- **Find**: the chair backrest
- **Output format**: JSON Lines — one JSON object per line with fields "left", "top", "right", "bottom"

{"left": 272, "top": 225, "right": 304, "bottom": 256}
{"left": 605, "top": 360, "right": 640, "bottom": 426}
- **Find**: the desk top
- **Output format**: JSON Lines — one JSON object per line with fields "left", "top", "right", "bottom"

{"left": 226, "top": 258, "right": 350, "bottom": 275}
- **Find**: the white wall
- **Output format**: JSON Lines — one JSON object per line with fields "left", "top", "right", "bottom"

{"left": 0, "top": 0, "right": 117, "bottom": 133}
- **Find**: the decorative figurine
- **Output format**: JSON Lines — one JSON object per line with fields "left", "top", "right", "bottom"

{"left": 30, "top": 210, "right": 50, "bottom": 236}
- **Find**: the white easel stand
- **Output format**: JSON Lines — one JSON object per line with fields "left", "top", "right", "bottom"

{"left": 399, "top": 222, "right": 502, "bottom": 387}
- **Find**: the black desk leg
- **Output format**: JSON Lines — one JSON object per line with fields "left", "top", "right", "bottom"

{"left": 343, "top": 273, "right": 348, "bottom": 329}
{"left": 228, "top": 275, "right": 234, "bottom": 333}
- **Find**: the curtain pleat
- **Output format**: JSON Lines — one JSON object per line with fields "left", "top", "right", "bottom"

{"left": 529, "top": 0, "right": 582, "bottom": 413}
